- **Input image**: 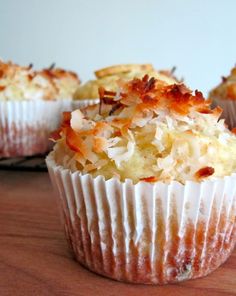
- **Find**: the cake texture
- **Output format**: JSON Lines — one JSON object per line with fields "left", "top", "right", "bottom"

{"left": 47, "top": 75, "right": 236, "bottom": 284}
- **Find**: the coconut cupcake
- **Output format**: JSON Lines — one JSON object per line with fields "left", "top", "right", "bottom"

{"left": 47, "top": 75, "right": 236, "bottom": 284}
{"left": 39, "top": 65, "right": 80, "bottom": 100}
{"left": 73, "top": 64, "right": 178, "bottom": 109}
{"left": 209, "top": 66, "right": 236, "bottom": 129}
{"left": 0, "top": 61, "right": 80, "bottom": 157}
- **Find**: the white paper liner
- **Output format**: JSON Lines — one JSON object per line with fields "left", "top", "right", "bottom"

{"left": 46, "top": 152, "right": 236, "bottom": 284}
{"left": 72, "top": 99, "right": 100, "bottom": 110}
{"left": 0, "top": 100, "right": 72, "bottom": 157}
{"left": 212, "top": 98, "right": 236, "bottom": 129}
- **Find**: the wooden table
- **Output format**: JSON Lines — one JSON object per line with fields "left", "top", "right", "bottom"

{"left": 0, "top": 170, "right": 235, "bottom": 296}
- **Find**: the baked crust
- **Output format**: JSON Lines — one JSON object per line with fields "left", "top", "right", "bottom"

{"left": 74, "top": 64, "right": 178, "bottom": 100}
{"left": 95, "top": 64, "right": 154, "bottom": 78}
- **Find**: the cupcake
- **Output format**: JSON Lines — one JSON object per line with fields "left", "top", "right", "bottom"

{"left": 209, "top": 66, "right": 236, "bottom": 129}
{"left": 47, "top": 75, "right": 236, "bottom": 284}
{"left": 73, "top": 64, "right": 178, "bottom": 109}
{"left": 39, "top": 65, "right": 80, "bottom": 100}
{"left": 0, "top": 61, "right": 80, "bottom": 157}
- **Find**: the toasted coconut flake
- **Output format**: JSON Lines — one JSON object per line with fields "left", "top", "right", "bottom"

{"left": 140, "top": 176, "right": 158, "bottom": 183}
{"left": 195, "top": 167, "right": 215, "bottom": 180}
{"left": 61, "top": 112, "right": 71, "bottom": 128}
{"left": 109, "top": 102, "right": 123, "bottom": 115}
{"left": 93, "top": 137, "right": 108, "bottom": 153}
{"left": 65, "top": 127, "right": 88, "bottom": 157}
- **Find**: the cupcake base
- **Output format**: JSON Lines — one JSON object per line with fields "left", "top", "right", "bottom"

{"left": 47, "top": 153, "right": 236, "bottom": 284}
{"left": 74, "top": 243, "right": 235, "bottom": 285}
{"left": 0, "top": 122, "right": 50, "bottom": 157}
{"left": 63, "top": 198, "right": 235, "bottom": 284}
{"left": 0, "top": 100, "right": 71, "bottom": 157}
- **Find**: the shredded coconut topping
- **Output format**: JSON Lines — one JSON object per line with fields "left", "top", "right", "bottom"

{"left": 73, "top": 64, "right": 179, "bottom": 100}
{"left": 53, "top": 75, "right": 236, "bottom": 184}
{"left": 0, "top": 61, "right": 80, "bottom": 100}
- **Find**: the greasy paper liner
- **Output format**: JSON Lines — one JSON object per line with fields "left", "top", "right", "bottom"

{"left": 212, "top": 98, "right": 236, "bottom": 129}
{"left": 0, "top": 100, "right": 71, "bottom": 157}
{"left": 72, "top": 99, "right": 100, "bottom": 110}
{"left": 46, "top": 152, "right": 236, "bottom": 284}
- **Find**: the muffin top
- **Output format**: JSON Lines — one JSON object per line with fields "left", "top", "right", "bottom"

{"left": 0, "top": 61, "right": 80, "bottom": 101}
{"left": 74, "top": 64, "right": 178, "bottom": 100}
{"left": 209, "top": 66, "right": 236, "bottom": 100}
{"left": 54, "top": 75, "right": 236, "bottom": 184}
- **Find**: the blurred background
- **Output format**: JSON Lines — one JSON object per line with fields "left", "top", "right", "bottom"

{"left": 0, "top": 0, "right": 235, "bottom": 95}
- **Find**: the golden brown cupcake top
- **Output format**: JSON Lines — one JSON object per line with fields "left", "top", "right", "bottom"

{"left": 74, "top": 64, "right": 178, "bottom": 100}
{"left": 94, "top": 64, "right": 154, "bottom": 78}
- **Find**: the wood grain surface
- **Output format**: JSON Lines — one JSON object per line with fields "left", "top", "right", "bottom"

{"left": 0, "top": 170, "right": 235, "bottom": 296}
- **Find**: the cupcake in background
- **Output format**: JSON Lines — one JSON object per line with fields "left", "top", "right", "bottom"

{"left": 47, "top": 75, "right": 236, "bottom": 284}
{"left": 39, "top": 64, "right": 80, "bottom": 100}
{"left": 0, "top": 60, "right": 80, "bottom": 157}
{"left": 209, "top": 66, "right": 236, "bottom": 129}
{"left": 73, "top": 63, "right": 179, "bottom": 108}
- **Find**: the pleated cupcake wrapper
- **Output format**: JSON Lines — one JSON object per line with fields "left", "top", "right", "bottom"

{"left": 212, "top": 98, "right": 236, "bottom": 129}
{"left": 72, "top": 99, "right": 100, "bottom": 110}
{"left": 0, "top": 100, "right": 72, "bottom": 157}
{"left": 46, "top": 152, "right": 236, "bottom": 284}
